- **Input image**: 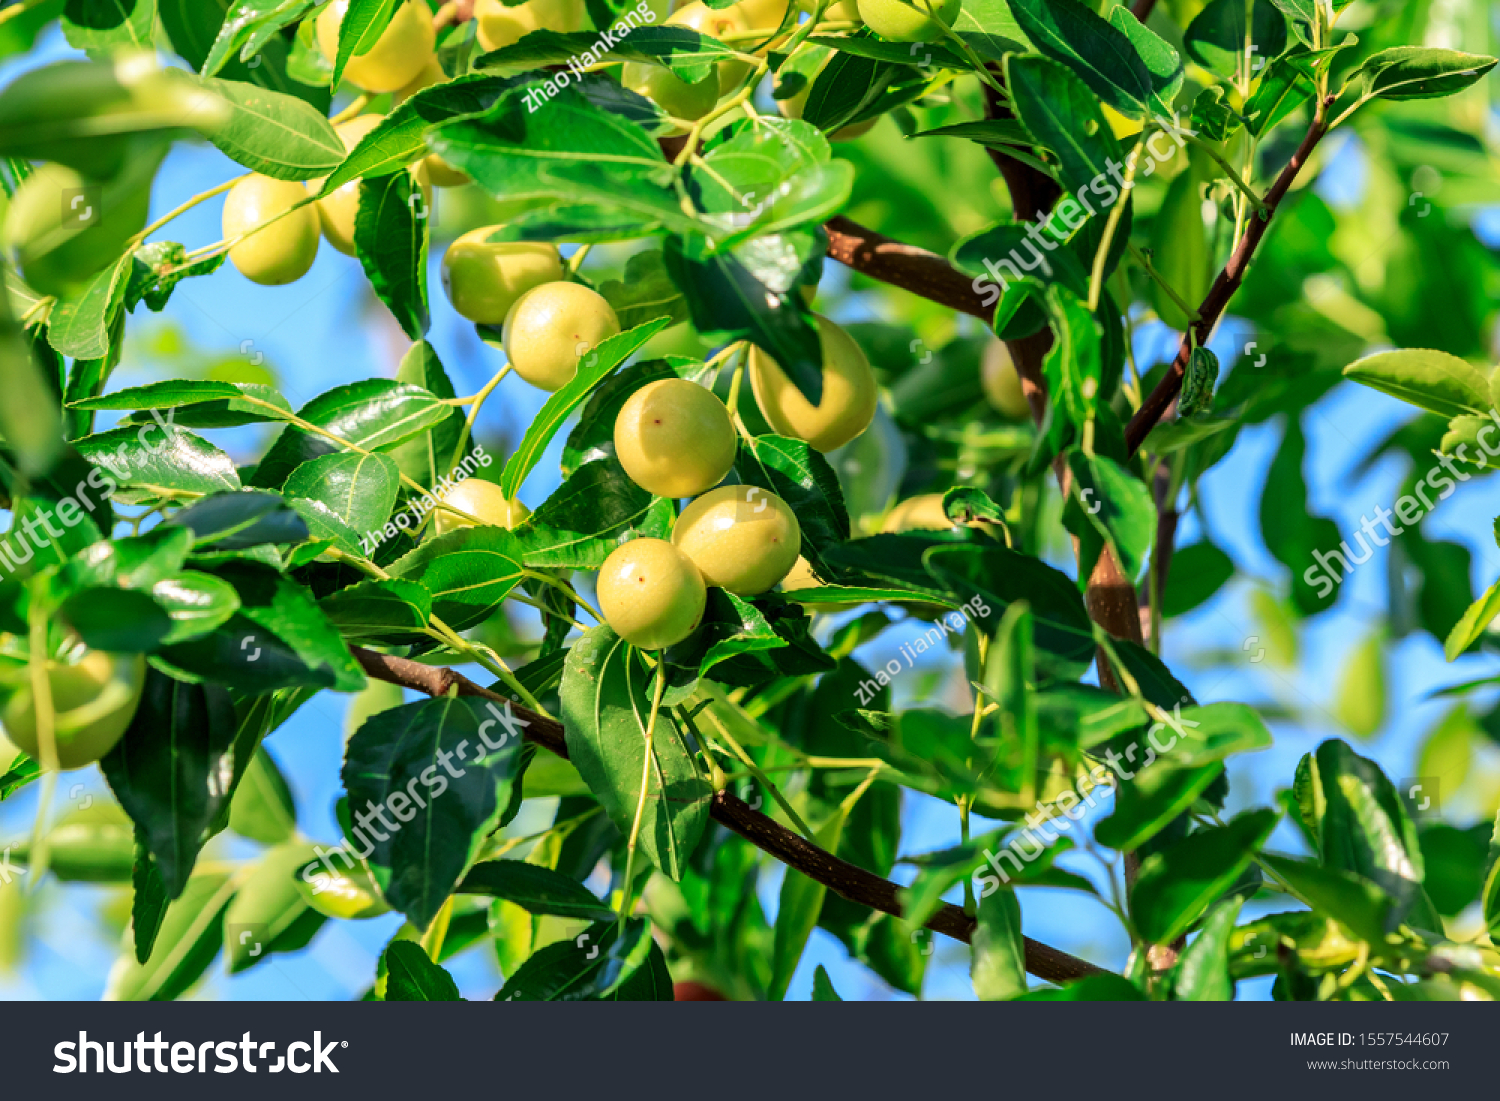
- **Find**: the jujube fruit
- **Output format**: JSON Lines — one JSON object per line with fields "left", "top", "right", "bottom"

{"left": 1, "top": 651, "right": 147, "bottom": 770}
{"left": 223, "top": 173, "right": 321, "bottom": 285}
{"left": 4, "top": 161, "right": 150, "bottom": 298}
{"left": 317, "top": 0, "right": 436, "bottom": 93}
{"left": 882, "top": 493, "right": 958, "bottom": 533}
{"left": 748, "top": 315, "right": 877, "bottom": 452}
{"left": 394, "top": 59, "right": 472, "bottom": 187}
{"left": 672, "top": 485, "right": 800, "bottom": 595}
{"left": 502, "top": 281, "right": 621, "bottom": 392}
{"left": 441, "top": 231, "right": 563, "bottom": 326}
{"left": 855, "top": 0, "right": 960, "bottom": 42}
{"left": 433, "top": 477, "right": 531, "bottom": 536}
{"left": 598, "top": 538, "right": 707, "bottom": 650}
{"left": 981, "top": 339, "right": 1030, "bottom": 420}
{"left": 474, "top": 0, "right": 587, "bottom": 52}
{"left": 309, "top": 114, "right": 383, "bottom": 257}
{"left": 620, "top": 61, "right": 720, "bottom": 124}
{"left": 613, "top": 379, "right": 736, "bottom": 498}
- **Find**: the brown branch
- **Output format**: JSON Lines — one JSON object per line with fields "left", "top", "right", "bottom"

{"left": 1124, "top": 99, "right": 1332, "bottom": 455}
{"left": 1130, "top": 0, "right": 1158, "bottom": 22}
{"left": 824, "top": 216, "right": 996, "bottom": 324}
{"left": 349, "top": 645, "right": 1105, "bottom": 985}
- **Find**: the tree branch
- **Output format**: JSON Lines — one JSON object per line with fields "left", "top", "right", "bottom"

{"left": 1124, "top": 99, "right": 1332, "bottom": 455}
{"left": 1130, "top": 0, "right": 1158, "bottom": 22}
{"left": 823, "top": 216, "right": 995, "bottom": 324}
{"left": 348, "top": 645, "right": 1106, "bottom": 986}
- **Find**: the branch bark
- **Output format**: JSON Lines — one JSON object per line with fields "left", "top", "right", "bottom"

{"left": 1130, "top": 0, "right": 1158, "bottom": 22}
{"left": 348, "top": 645, "right": 1105, "bottom": 985}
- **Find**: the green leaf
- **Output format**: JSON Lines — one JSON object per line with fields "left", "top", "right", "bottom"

{"left": 1184, "top": 0, "right": 1287, "bottom": 79}
{"left": 596, "top": 249, "right": 689, "bottom": 331}
{"left": 250, "top": 380, "right": 453, "bottom": 489}
{"left": 811, "top": 964, "right": 843, "bottom": 1000}
{"left": 478, "top": 26, "right": 736, "bottom": 84}
{"left": 1261, "top": 854, "right": 1393, "bottom": 945}
{"left": 661, "top": 589, "right": 785, "bottom": 704}
{"left": 284, "top": 450, "right": 399, "bottom": 542}
{"left": 1333, "top": 632, "right": 1386, "bottom": 737}
{"left": 1149, "top": 156, "right": 1211, "bottom": 332}
{"left": 332, "top": 0, "right": 400, "bottom": 89}
{"left": 1161, "top": 541, "right": 1235, "bottom": 617}
{"left": 971, "top": 886, "right": 1027, "bottom": 1000}
{"left": 224, "top": 841, "right": 325, "bottom": 972}
{"left": 74, "top": 424, "right": 242, "bottom": 499}
{"left": 770, "top": 809, "right": 848, "bottom": 1000}
{"left": 319, "top": 578, "right": 432, "bottom": 641}
{"left": 71, "top": 378, "right": 295, "bottom": 425}
{"left": 129, "top": 835, "right": 169, "bottom": 963}
{"left": 499, "top": 317, "right": 670, "bottom": 499}
{"left": 8, "top": 803, "right": 136, "bottom": 881}
{"left": 0, "top": 278, "right": 62, "bottom": 476}
{"left": 1003, "top": 0, "right": 1153, "bottom": 116}
{"left": 383, "top": 940, "right": 463, "bottom": 1000}
{"left": 58, "top": 587, "right": 173, "bottom": 651}
{"left": 1259, "top": 415, "right": 1341, "bottom": 615}
{"left": 494, "top": 915, "right": 654, "bottom": 1001}
{"left": 62, "top": 0, "right": 156, "bottom": 57}
{"left": 192, "top": 74, "right": 344, "bottom": 180}
{"left": 343, "top": 694, "right": 525, "bottom": 931}
{"left": 1356, "top": 47, "right": 1497, "bottom": 101}
{"left": 355, "top": 170, "right": 429, "bottom": 339}
{"left": 46, "top": 253, "right": 132, "bottom": 361}
{"left": 106, "top": 872, "right": 236, "bottom": 1000}
{"left": 1004, "top": 54, "right": 1124, "bottom": 197}
{"left": 735, "top": 434, "right": 851, "bottom": 580}
{"left": 166, "top": 490, "right": 308, "bottom": 548}
{"left": 227, "top": 746, "right": 296, "bottom": 844}
{"left": 200, "top": 0, "right": 318, "bottom": 77}
{"left": 1171, "top": 896, "right": 1243, "bottom": 1001}
{"left": 100, "top": 670, "right": 238, "bottom": 898}
{"left": 456, "top": 860, "right": 615, "bottom": 922}
{"left": 1129, "top": 809, "right": 1279, "bottom": 944}
{"left": 559, "top": 627, "right": 712, "bottom": 881}
{"left": 388, "top": 525, "right": 525, "bottom": 631}
{"left": 1342, "top": 348, "right": 1491, "bottom": 418}
{"left": 515, "top": 459, "right": 672, "bottom": 570}
{"left": 1063, "top": 449, "right": 1155, "bottom": 585}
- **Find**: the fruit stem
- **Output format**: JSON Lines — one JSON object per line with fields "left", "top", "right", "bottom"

{"left": 331, "top": 94, "right": 372, "bottom": 126}
{"left": 724, "top": 354, "right": 746, "bottom": 418}
{"left": 566, "top": 243, "right": 592, "bottom": 274}
{"left": 176, "top": 191, "right": 322, "bottom": 269}
{"left": 522, "top": 569, "right": 602, "bottom": 625}
{"left": 447, "top": 365, "right": 511, "bottom": 475}
{"left": 619, "top": 657, "right": 667, "bottom": 931}
{"left": 1125, "top": 242, "right": 1200, "bottom": 326}
{"left": 128, "top": 173, "right": 249, "bottom": 250}
{"left": 697, "top": 700, "right": 815, "bottom": 839}
{"left": 1088, "top": 131, "right": 1147, "bottom": 311}
{"left": 1180, "top": 131, "right": 1267, "bottom": 217}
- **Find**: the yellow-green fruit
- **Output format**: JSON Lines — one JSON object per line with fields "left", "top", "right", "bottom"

{"left": 597, "top": 538, "right": 707, "bottom": 650}
{"left": 981, "top": 339, "right": 1030, "bottom": 420}
{"left": 309, "top": 114, "right": 383, "bottom": 256}
{"left": 748, "top": 315, "right": 877, "bottom": 452}
{"left": 882, "top": 493, "right": 955, "bottom": 533}
{"left": 672, "top": 484, "right": 800, "bottom": 595}
{"left": 475, "top": 0, "right": 587, "bottom": 51}
{"left": 223, "top": 174, "right": 320, "bottom": 285}
{"left": 317, "top": 0, "right": 436, "bottom": 93}
{"left": 502, "top": 281, "right": 621, "bottom": 391}
{"left": 3, "top": 162, "right": 150, "bottom": 298}
{"left": 621, "top": 61, "right": 720, "bottom": 123}
{"left": 433, "top": 477, "right": 531, "bottom": 536}
{"left": 394, "top": 59, "right": 472, "bottom": 187}
{"left": 613, "top": 379, "right": 736, "bottom": 498}
{"left": 855, "top": 0, "right": 959, "bottom": 41}
{"left": 1, "top": 651, "right": 147, "bottom": 771}
{"left": 441, "top": 231, "right": 563, "bottom": 325}
{"left": 669, "top": 1, "right": 753, "bottom": 86}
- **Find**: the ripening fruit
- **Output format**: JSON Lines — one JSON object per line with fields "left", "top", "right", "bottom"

{"left": 223, "top": 174, "right": 320, "bottom": 285}
{"left": 620, "top": 61, "right": 720, "bottom": 123}
{"left": 855, "top": 0, "right": 960, "bottom": 41}
{"left": 748, "top": 316, "right": 877, "bottom": 452}
{"left": 1, "top": 651, "right": 147, "bottom": 770}
{"left": 671, "top": 1, "right": 754, "bottom": 86}
{"left": 613, "top": 379, "right": 736, "bottom": 498}
{"left": 433, "top": 477, "right": 531, "bottom": 536}
{"left": 981, "top": 339, "right": 1030, "bottom": 420}
{"left": 597, "top": 538, "right": 707, "bottom": 650}
{"left": 672, "top": 485, "right": 800, "bottom": 595}
{"left": 394, "top": 59, "right": 471, "bottom": 187}
{"left": 882, "top": 493, "right": 957, "bottom": 533}
{"left": 441, "top": 231, "right": 563, "bottom": 326}
{"left": 503, "top": 281, "right": 621, "bottom": 391}
{"left": 308, "top": 114, "right": 382, "bottom": 257}
{"left": 474, "top": 0, "right": 587, "bottom": 51}
{"left": 317, "top": 0, "right": 436, "bottom": 93}
{"left": 3, "top": 162, "right": 150, "bottom": 298}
